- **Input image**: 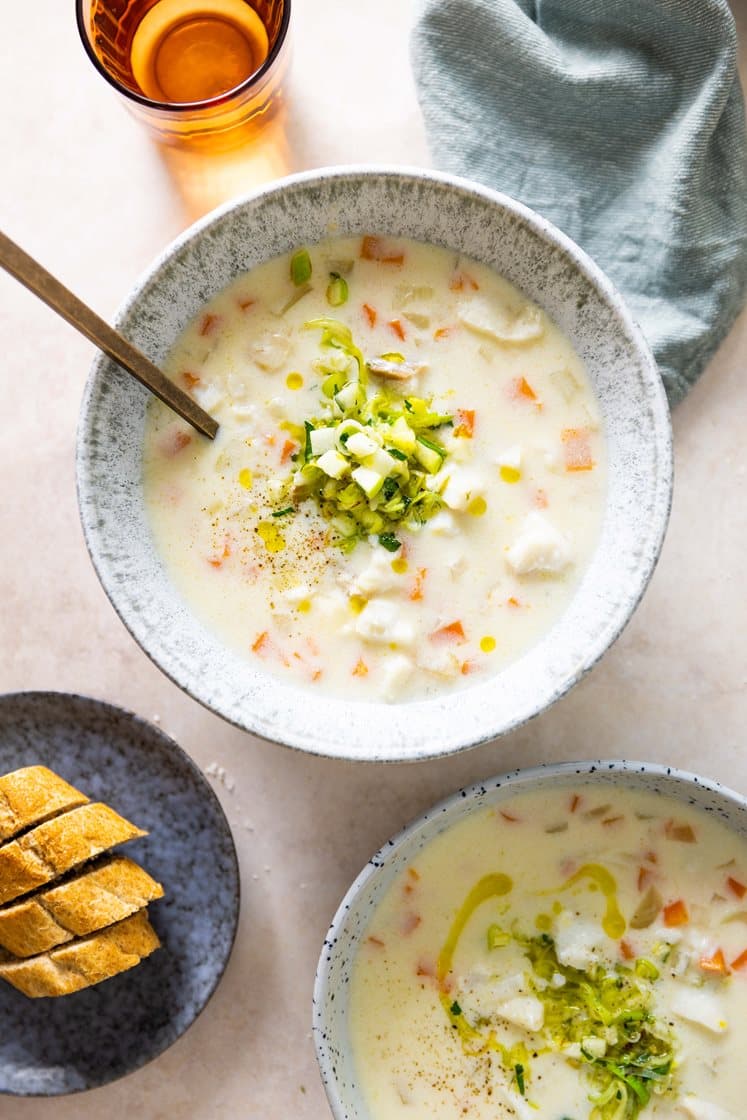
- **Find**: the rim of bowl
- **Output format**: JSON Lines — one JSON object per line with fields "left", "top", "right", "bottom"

{"left": 76, "top": 165, "right": 673, "bottom": 762}
{"left": 312, "top": 757, "right": 747, "bottom": 1119}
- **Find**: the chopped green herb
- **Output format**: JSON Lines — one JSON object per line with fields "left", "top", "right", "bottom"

{"left": 514, "top": 1063, "right": 525, "bottom": 1096}
{"left": 388, "top": 447, "right": 407, "bottom": 461}
{"left": 449, "top": 1000, "right": 462, "bottom": 1016}
{"left": 378, "top": 532, "right": 401, "bottom": 553}
{"left": 326, "top": 272, "right": 349, "bottom": 308}
{"left": 271, "top": 507, "right": 295, "bottom": 517}
{"left": 291, "top": 248, "right": 312, "bottom": 286}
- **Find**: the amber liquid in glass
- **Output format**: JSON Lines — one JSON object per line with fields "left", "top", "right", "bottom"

{"left": 90, "top": 0, "right": 280, "bottom": 104}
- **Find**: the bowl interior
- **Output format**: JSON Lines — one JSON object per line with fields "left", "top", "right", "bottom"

{"left": 77, "top": 167, "right": 672, "bottom": 760}
{"left": 312, "top": 760, "right": 747, "bottom": 1119}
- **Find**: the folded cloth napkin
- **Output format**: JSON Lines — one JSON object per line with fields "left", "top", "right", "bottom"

{"left": 411, "top": 0, "right": 747, "bottom": 404}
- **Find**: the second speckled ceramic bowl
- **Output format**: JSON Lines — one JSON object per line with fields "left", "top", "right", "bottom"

{"left": 76, "top": 167, "right": 672, "bottom": 761}
{"left": 312, "top": 760, "right": 747, "bottom": 1119}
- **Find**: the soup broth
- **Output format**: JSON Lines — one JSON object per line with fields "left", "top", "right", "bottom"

{"left": 143, "top": 235, "right": 606, "bottom": 701}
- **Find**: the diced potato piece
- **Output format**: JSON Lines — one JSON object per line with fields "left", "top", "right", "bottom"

{"left": 506, "top": 512, "right": 572, "bottom": 575}
{"left": 457, "top": 295, "right": 545, "bottom": 344}
{"left": 550, "top": 367, "right": 581, "bottom": 403}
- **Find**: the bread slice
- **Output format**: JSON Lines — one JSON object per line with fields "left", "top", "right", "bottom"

{"left": 0, "top": 856, "right": 164, "bottom": 958}
{"left": 0, "top": 909, "right": 161, "bottom": 997}
{"left": 0, "top": 803, "right": 146, "bottom": 906}
{"left": 0, "top": 766, "right": 89, "bottom": 844}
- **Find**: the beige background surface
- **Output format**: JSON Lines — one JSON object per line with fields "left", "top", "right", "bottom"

{"left": 1, "top": 1, "right": 746, "bottom": 1116}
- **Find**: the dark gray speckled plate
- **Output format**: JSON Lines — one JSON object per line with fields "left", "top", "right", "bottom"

{"left": 0, "top": 691, "right": 240, "bottom": 1096}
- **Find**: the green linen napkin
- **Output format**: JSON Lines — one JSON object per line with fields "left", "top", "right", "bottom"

{"left": 411, "top": 0, "right": 747, "bottom": 404}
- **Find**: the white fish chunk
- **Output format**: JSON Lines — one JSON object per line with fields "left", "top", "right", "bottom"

{"left": 678, "top": 1098, "right": 739, "bottom": 1119}
{"left": 495, "top": 995, "right": 545, "bottom": 1032}
{"left": 506, "top": 512, "right": 573, "bottom": 576}
{"left": 355, "top": 600, "right": 415, "bottom": 648}
{"left": 441, "top": 469, "right": 485, "bottom": 512}
{"left": 351, "top": 548, "right": 406, "bottom": 596}
{"left": 554, "top": 919, "right": 607, "bottom": 970}
{"left": 379, "top": 654, "right": 414, "bottom": 700}
{"left": 367, "top": 357, "right": 428, "bottom": 381}
{"left": 671, "top": 986, "right": 729, "bottom": 1034}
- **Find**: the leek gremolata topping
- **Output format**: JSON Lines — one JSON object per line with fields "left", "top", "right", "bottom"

{"left": 287, "top": 317, "right": 453, "bottom": 550}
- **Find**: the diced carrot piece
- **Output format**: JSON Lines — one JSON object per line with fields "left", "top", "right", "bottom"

{"left": 506, "top": 596, "right": 521, "bottom": 608}
{"left": 280, "top": 439, "right": 298, "bottom": 464}
{"left": 500, "top": 810, "right": 520, "bottom": 823}
{"left": 727, "top": 876, "right": 747, "bottom": 899}
{"left": 620, "top": 940, "right": 635, "bottom": 961}
{"left": 360, "top": 235, "right": 404, "bottom": 265}
{"left": 665, "top": 819, "right": 697, "bottom": 843}
{"left": 160, "top": 427, "right": 192, "bottom": 457}
{"left": 534, "top": 488, "right": 549, "bottom": 509}
{"left": 409, "top": 567, "right": 427, "bottom": 601}
{"left": 238, "top": 297, "right": 256, "bottom": 311}
{"left": 570, "top": 794, "right": 581, "bottom": 813}
{"left": 182, "top": 371, "right": 201, "bottom": 389}
{"left": 362, "top": 302, "right": 377, "bottom": 328}
{"left": 400, "top": 912, "right": 421, "bottom": 936}
{"left": 460, "top": 660, "right": 477, "bottom": 675}
{"left": 700, "top": 948, "right": 729, "bottom": 975}
{"left": 199, "top": 312, "right": 220, "bottom": 336}
{"left": 352, "top": 658, "right": 368, "bottom": 678}
{"left": 434, "top": 326, "right": 454, "bottom": 340}
{"left": 388, "top": 318, "right": 406, "bottom": 342}
{"left": 430, "top": 620, "right": 466, "bottom": 642}
{"left": 252, "top": 631, "right": 270, "bottom": 654}
{"left": 561, "top": 428, "right": 594, "bottom": 472}
{"left": 731, "top": 948, "right": 747, "bottom": 970}
{"left": 511, "top": 376, "right": 538, "bottom": 402}
{"left": 367, "top": 935, "right": 385, "bottom": 949}
{"left": 454, "top": 409, "right": 475, "bottom": 438}
{"left": 663, "top": 899, "right": 689, "bottom": 927}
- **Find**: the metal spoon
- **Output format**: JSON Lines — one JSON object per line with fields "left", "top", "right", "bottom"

{"left": 0, "top": 230, "right": 218, "bottom": 440}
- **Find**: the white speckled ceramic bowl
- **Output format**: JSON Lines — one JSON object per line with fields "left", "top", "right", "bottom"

{"left": 77, "top": 167, "right": 672, "bottom": 761}
{"left": 312, "top": 760, "right": 747, "bottom": 1118}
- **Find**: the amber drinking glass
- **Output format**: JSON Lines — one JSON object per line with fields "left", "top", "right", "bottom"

{"left": 76, "top": 0, "right": 291, "bottom": 150}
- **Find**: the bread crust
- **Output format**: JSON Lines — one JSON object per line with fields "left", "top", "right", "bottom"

{"left": 0, "top": 803, "right": 146, "bottom": 906}
{"left": 0, "top": 856, "right": 164, "bottom": 957}
{"left": 0, "top": 766, "right": 89, "bottom": 843}
{"left": 0, "top": 909, "right": 161, "bottom": 997}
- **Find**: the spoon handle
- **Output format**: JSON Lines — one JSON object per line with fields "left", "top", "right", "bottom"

{"left": 0, "top": 230, "right": 218, "bottom": 440}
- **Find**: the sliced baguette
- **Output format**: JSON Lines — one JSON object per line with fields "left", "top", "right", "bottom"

{"left": 0, "top": 909, "right": 161, "bottom": 998}
{"left": 0, "top": 803, "right": 146, "bottom": 906}
{"left": 0, "top": 856, "right": 164, "bottom": 958}
{"left": 0, "top": 766, "right": 89, "bottom": 843}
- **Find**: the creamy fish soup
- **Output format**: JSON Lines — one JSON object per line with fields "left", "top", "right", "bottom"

{"left": 143, "top": 235, "right": 605, "bottom": 701}
{"left": 349, "top": 788, "right": 747, "bottom": 1120}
